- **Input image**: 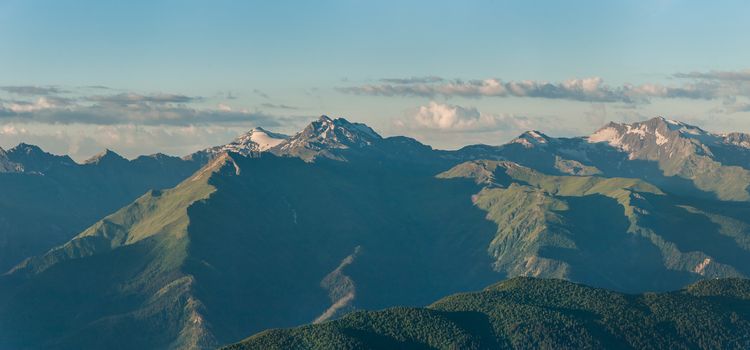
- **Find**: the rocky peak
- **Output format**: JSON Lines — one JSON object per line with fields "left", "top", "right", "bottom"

{"left": 84, "top": 149, "right": 128, "bottom": 165}
{"left": 273, "top": 115, "right": 382, "bottom": 160}
{"left": 587, "top": 117, "right": 730, "bottom": 154}
{"left": 297, "top": 115, "right": 381, "bottom": 146}
{"left": 7, "top": 143, "right": 75, "bottom": 171}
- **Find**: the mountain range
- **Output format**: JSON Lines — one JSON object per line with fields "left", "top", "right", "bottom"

{"left": 1, "top": 115, "right": 750, "bottom": 349}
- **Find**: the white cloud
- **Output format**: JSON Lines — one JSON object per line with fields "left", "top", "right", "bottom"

{"left": 0, "top": 124, "right": 28, "bottom": 136}
{"left": 402, "top": 101, "right": 532, "bottom": 132}
{"left": 6, "top": 97, "right": 68, "bottom": 113}
{"left": 414, "top": 102, "right": 481, "bottom": 130}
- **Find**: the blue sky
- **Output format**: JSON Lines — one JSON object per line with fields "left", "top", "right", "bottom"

{"left": 1, "top": 0, "right": 750, "bottom": 159}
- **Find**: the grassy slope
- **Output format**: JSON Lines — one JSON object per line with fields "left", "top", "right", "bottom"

{"left": 226, "top": 277, "right": 750, "bottom": 350}
{"left": 439, "top": 160, "right": 750, "bottom": 292}
{"left": 0, "top": 155, "right": 229, "bottom": 350}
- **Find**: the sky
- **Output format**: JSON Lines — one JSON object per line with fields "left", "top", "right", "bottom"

{"left": 1, "top": 0, "right": 750, "bottom": 160}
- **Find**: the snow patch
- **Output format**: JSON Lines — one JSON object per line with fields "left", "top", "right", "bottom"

{"left": 655, "top": 129, "right": 669, "bottom": 146}
{"left": 694, "top": 258, "right": 711, "bottom": 275}
{"left": 512, "top": 138, "right": 533, "bottom": 147}
{"left": 528, "top": 131, "right": 548, "bottom": 143}
{"left": 588, "top": 127, "right": 623, "bottom": 146}
{"left": 626, "top": 124, "right": 648, "bottom": 138}
{"left": 249, "top": 129, "right": 285, "bottom": 151}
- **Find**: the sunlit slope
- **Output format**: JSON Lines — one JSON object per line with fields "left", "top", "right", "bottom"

{"left": 440, "top": 160, "right": 750, "bottom": 292}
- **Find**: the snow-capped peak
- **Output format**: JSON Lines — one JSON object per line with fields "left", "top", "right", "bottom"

{"left": 511, "top": 130, "right": 550, "bottom": 148}
{"left": 280, "top": 115, "right": 382, "bottom": 151}
{"left": 202, "top": 127, "right": 289, "bottom": 157}
{"left": 234, "top": 127, "right": 288, "bottom": 151}
{"left": 586, "top": 117, "right": 732, "bottom": 159}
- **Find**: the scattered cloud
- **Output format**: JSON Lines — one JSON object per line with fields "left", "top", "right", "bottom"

{"left": 379, "top": 76, "right": 445, "bottom": 84}
{"left": 341, "top": 77, "right": 717, "bottom": 102}
{"left": 0, "top": 89, "right": 299, "bottom": 127}
{"left": 253, "top": 89, "right": 270, "bottom": 99}
{"left": 0, "top": 103, "right": 286, "bottom": 126}
{"left": 82, "top": 85, "right": 113, "bottom": 90}
{"left": 0, "top": 85, "right": 70, "bottom": 96}
{"left": 1, "top": 97, "right": 75, "bottom": 113}
{"left": 260, "top": 103, "right": 299, "bottom": 110}
{"left": 340, "top": 71, "right": 750, "bottom": 104}
{"left": 674, "top": 70, "right": 750, "bottom": 81}
{"left": 85, "top": 93, "right": 201, "bottom": 106}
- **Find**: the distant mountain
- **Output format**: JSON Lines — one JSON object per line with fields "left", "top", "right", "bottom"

{"left": 5, "top": 143, "right": 76, "bottom": 173}
{"left": 269, "top": 115, "right": 382, "bottom": 161}
{"left": 0, "top": 145, "right": 204, "bottom": 271}
{"left": 225, "top": 277, "right": 750, "bottom": 350}
{"left": 446, "top": 117, "right": 750, "bottom": 202}
{"left": 587, "top": 117, "right": 750, "bottom": 201}
{"left": 193, "top": 127, "right": 289, "bottom": 161}
{"left": 2, "top": 116, "right": 750, "bottom": 349}
{"left": 83, "top": 148, "right": 129, "bottom": 165}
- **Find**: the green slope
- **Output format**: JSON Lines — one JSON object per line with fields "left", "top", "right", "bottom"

{"left": 0, "top": 146, "right": 202, "bottom": 272}
{"left": 439, "top": 160, "right": 750, "bottom": 292}
{"left": 225, "top": 277, "right": 750, "bottom": 350}
{"left": 0, "top": 153, "right": 500, "bottom": 349}
{"left": 0, "top": 154, "right": 227, "bottom": 349}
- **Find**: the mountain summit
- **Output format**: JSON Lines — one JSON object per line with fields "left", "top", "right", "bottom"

{"left": 272, "top": 115, "right": 383, "bottom": 161}
{"left": 201, "top": 127, "right": 289, "bottom": 158}
{"left": 84, "top": 149, "right": 128, "bottom": 165}
{"left": 586, "top": 116, "right": 750, "bottom": 200}
{"left": 510, "top": 130, "right": 552, "bottom": 148}
{"left": 6, "top": 143, "right": 76, "bottom": 173}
